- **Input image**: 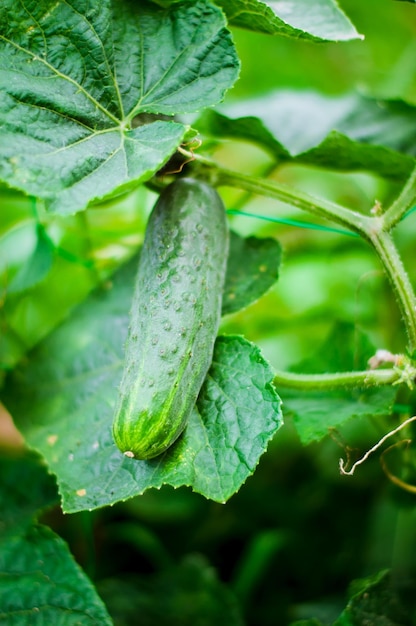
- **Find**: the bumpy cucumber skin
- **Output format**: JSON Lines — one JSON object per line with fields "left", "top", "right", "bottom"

{"left": 113, "top": 177, "right": 229, "bottom": 460}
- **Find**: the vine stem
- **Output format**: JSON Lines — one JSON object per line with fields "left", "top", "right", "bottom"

{"left": 383, "top": 165, "right": 416, "bottom": 231}
{"left": 211, "top": 164, "right": 371, "bottom": 235}
{"left": 273, "top": 368, "right": 403, "bottom": 390}
{"left": 367, "top": 225, "right": 416, "bottom": 353}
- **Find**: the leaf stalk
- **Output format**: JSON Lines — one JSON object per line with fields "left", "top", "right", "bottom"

{"left": 273, "top": 367, "right": 408, "bottom": 391}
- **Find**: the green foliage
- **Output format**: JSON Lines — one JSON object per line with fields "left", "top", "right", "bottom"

{"left": 6, "top": 224, "right": 55, "bottom": 295}
{"left": 333, "top": 569, "right": 416, "bottom": 625}
{"left": 0, "top": 453, "right": 112, "bottom": 625}
{"left": 280, "top": 323, "right": 398, "bottom": 444}
{"left": 215, "top": 0, "right": 361, "bottom": 41}
{"left": 3, "top": 255, "right": 282, "bottom": 512}
{"left": 0, "top": 525, "right": 113, "bottom": 625}
{"left": 198, "top": 94, "right": 416, "bottom": 181}
{"left": 0, "top": 188, "right": 152, "bottom": 371}
{"left": 98, "top": 554, "right": 244, "bottom": 626}
{"left": 0, "top": 452, "right": 58, "bottom": 536}
{"left": 1, "top": 0, "right": 416, "bottom": 624}
{"left": 223, "top": 230, "right": 282, "bottom": 314}
{"left": 0, "top": 0, "right": 239, "bottom": 214}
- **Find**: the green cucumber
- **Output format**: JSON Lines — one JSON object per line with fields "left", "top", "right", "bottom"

{"left": 113, "top": 177, "right": 229, "bottom": 459}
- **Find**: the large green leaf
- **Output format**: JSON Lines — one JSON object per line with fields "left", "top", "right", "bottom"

{"left": 0, "top": 524, "right": 112, "bottom": 625}
{"left": 2, "top": 258, "right": 282, "bottom": 512}
{"left": 198, "top": 92, "right": 416, "bottom": 180}
{"left": 215, "top": 0, "right": 362, "bottom": 41}
{"left": 0, "top": 453, "right": 112, "bottom": 625}
{"left": 0, "top": 185, "right": 152, "bottom": 373}
{"left": 276, "top": 323, "right": 397, "bottom": 444}
{"left": 282, "top": 386, "right": 396, "bottom": 445}
{"left": 0, "top": 0, "right": 239, "bottom": 215}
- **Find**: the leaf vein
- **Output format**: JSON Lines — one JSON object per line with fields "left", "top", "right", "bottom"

{"left": 0, "top": 35, "right": 120, "bottom": 125}
{"left": 60, "top": 0, "right": 125, "bottom": 118}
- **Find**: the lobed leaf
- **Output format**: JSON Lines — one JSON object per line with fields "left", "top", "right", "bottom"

{"left": 198, "top": 92, "right": 416, "bottom": 180}
{"left": 276, "top": 323, "right": 397, "bottom": 444}
{"left": 2, "top": 257, "right": 282, "bottom": 512}
{"left": 0, "top": 453, "right": 111, "bottom": 625}
{"left": 0, "top": 0, "right": 239, "bottom": 214}
{"left": 0, "top": 524, "right": 112, "bottom": 625}
{"left": 215, "top": 0, "right": 362, "bottom": 41}
{"left": 281, "top": 386, "right": 396, "bottom": 445}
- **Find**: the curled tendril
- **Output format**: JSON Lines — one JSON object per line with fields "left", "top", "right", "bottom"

{"left": 162, "top": 137, "right": 203, "bottom": 176}
{"left": 338, "top": 415, "right": 416, "bottom": 476}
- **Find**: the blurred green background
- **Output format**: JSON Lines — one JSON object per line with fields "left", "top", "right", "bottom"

{"left": 231, "top": 0, "right": 416, "bottom": 101}
{"left": 1, "top": 0, "right": 416, "bottom": 624}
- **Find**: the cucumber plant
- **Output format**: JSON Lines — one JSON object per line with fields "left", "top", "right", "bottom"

{"left": 1, "top": 1, "right": 416, "bottom": 625}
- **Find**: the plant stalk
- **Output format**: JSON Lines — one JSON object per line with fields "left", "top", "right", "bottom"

{"left": 367, "top": 226, "right": 416, "bottom": 353}
{"left": 273, "top": 368, "right": 403, "bottom": 391}
{"left": 383, "top": 165, "right": 416, "bottom": 231}
{"left": 213, "top": 166, "right": 370, "bottom": 236}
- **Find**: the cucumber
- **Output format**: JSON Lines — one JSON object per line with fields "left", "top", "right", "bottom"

{"left": 112, "top": 177, "right": 229, "bottom": 459}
